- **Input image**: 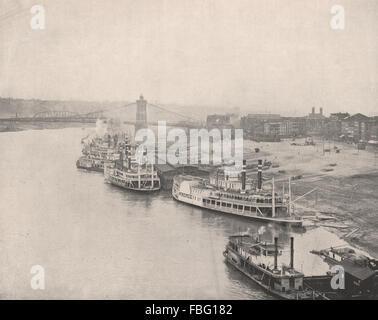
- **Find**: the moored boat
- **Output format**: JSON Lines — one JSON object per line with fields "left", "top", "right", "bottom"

{"left": 76, "top": 132, "right": 126, "bottom": 172}
{"left": 76, "top": 156, "right": 105, "bottom": 172}
{"left": 223, "top": 234, "right": 327, "bottom": 300}
{"left": 172, "top": 160, "right": 302, "bottom": 226}
{"left": 104, "top": 147, "right": 161, "bottom": 192}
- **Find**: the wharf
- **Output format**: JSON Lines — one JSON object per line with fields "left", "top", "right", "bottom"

{"left": 155, "top": 164, "right": 211, "bottom": 190}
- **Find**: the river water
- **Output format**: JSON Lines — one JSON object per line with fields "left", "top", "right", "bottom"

{"left": 0, "top": 127, "right": 349, "bottom": 299}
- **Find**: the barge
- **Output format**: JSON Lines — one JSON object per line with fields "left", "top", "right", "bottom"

{"left": 307, "top": 246, "right": 378, "bottom": 299}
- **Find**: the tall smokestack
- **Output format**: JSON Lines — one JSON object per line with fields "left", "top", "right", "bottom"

{"left": 274, "top": 237, "right": 278, "bottom": 270}
{"left": 290, "top": 237, "right": 294, "bottom": 269}
{"left": 241, "top": 160, "right": 246, "bottom": 193}
{"left": 257, "top": 160, "right": 263, "bottom": 190}
{"left": 320, "top": 107, "right": 323, "bottom": 115}
{"left": 312, "top": 107, "right": 315, "bottom": 114}
{"left": 127, "top": 156, "right": 131, "bottom": 170}
{"left": 120, "top": 149, "right": 124, "bottom": 169}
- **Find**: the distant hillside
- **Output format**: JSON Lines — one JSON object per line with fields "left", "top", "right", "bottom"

{"left": 0, "top": 97, "right": 127, "bottom": 118}
{"left": 0, "top": 97, "right": 215, "bottom": 121}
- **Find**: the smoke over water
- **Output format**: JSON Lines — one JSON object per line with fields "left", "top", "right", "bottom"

{"left": 95, "top": 119, "right": 108, "bottom": 136}
{"left": 93, "top": 118, "right": 133, "bottom": 138}
{"left": 258, "top": 226, "right": 266, "bottom": 235}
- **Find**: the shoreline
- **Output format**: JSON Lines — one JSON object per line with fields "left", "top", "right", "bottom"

{"left": 2, "top": 126, "right": 377, "bottom": 258}
{"left": 243, "top": 137, "right": 378, "bottom": 258}
{"left": 0, "top": 122, "right": 94, "bottom": 132}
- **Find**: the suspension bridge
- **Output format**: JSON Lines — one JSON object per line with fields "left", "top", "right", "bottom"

{"left": 0, "top": 95, "right": 204, "bottom": 129}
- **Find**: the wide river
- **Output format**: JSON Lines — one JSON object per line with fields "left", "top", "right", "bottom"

{"left": 0, "top": 127, "right": 350, "bottom": 299}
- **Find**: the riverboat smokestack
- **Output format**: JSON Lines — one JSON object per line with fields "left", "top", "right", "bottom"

{"left": 290, "top": 237, "right": 294, "bottom": 269}
{"left": 241, "top": 160, "right": 246, "bottom": 193}
{"left": 257, "top": 160, "right": 262, "bottom": 190}
{"left": 274, "top": 237, "right": 278, "bottom": 270}
{"left": 120, "top": 149, "right": 124, "bottom": 169}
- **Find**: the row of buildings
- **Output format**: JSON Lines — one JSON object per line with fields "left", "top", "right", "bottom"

{"left": 206, "top": 108, "right": 378, "bottom": 143}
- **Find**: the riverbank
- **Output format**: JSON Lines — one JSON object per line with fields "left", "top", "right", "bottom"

{"left": 0, "top": 121, "right": 94, "bottom": 132}
{"left": 243, "top": 138, "right": 378, "bottom": 257}
{"left": 2, "top": 125, "right": 377, "bottom": 257}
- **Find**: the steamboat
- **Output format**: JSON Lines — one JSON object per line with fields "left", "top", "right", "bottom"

{"left": 223, "top": 234, "right": 327, "bottom": 299}
{"left": 172, "top": 160, "right": 302, "bottom": 226}
{"left": 76, "top": 133, "right": 125, "bottom": 172}
{"left": 104, "top": 147, "right": 161, "bottom": 192}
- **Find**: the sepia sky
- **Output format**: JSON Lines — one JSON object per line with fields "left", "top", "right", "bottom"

{"left": 0, "top": 0, "right": 377, "bottom": 115}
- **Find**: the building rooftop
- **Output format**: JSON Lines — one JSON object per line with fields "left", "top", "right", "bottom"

{"left": 330, "top": 112, "right": 350, "bottom": 120}
{"left": 243, "top": 114, "right": 282, "bottom": 121}
{"left": 343, "top": 113, "right": 370, "bottom": 122}
{"left": 340, "top": 259, "right": 376, "bottom": 281}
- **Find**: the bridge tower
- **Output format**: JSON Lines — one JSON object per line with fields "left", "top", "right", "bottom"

{"left": 135, "top": 94, "right": 147, "bottom": 131}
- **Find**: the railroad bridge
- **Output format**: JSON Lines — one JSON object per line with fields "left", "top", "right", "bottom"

{"left": 0, "top": 95, "right": 203, "bottom": 129}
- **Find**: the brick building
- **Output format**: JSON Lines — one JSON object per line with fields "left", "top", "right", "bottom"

{"left": 341, "top": 113, "right": 370, "bottom": 142}
{"left": 306, "top": 107, "right": 327, "bottom": 135}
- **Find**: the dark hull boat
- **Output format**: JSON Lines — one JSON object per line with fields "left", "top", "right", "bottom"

{"left": 307, "top": 246, "right": 378, "bottom": 299}
{"left": 76, "top": 157, "right": 104, "bottom": 172}
{"left": 223, "top": 234, "right": 328, "bottom": 300}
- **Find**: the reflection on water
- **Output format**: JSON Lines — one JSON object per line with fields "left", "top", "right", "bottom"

{"left": 0, "top": 128, "right": 348, "bottom": 299}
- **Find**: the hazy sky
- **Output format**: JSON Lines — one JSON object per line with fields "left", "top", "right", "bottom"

{"left": 0, "top": 0, "right": 377, "bottom": 115}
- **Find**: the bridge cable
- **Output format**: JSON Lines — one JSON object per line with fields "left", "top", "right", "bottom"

{"left": 147, "top": 102, "right": 201, "bottom": 123}
{"left": 81, "top": 102, "right": 137, "bottom": 116}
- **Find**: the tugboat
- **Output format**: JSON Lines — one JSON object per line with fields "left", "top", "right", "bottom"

{"left": 104, "top": 145, "right": 161, "bottom": 192}
{"left": 223, "top": 234, "right": 327, "bottom": 300}
{"left": 172, "top": 160, "right": 302, "bottom": 226}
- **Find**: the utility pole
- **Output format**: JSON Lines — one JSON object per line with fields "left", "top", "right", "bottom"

{"left": 288, "top": 177, "right": 292, "bottom": 216}
{"left": 272, "top": 177, "right": 275, "bottom": 218}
